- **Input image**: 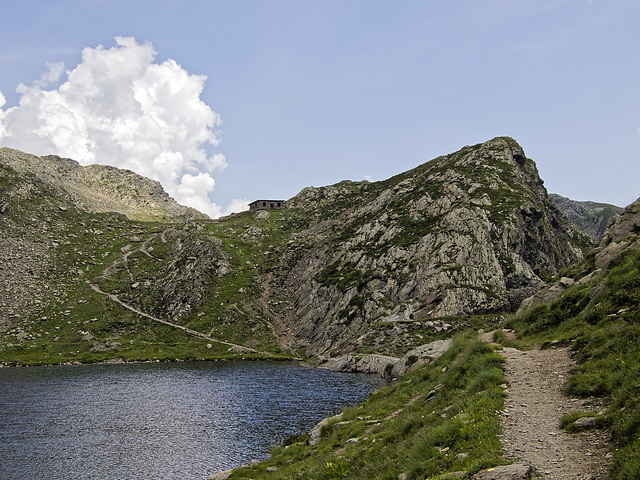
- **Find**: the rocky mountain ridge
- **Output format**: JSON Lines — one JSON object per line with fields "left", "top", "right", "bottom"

{"left": 0, "top": 137, "right": 596, "bottom": 364}
{"left": 269, "top": 137, "right": 593, "bottom": 356}
{"left": 0, "top": 148, "right": 206, "bottom": 222}
{"left": 550, "top": 193, "right": 623, "bottom": 239}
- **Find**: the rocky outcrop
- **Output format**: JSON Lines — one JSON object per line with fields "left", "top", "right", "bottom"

{"left": 550, "top": 193, "right": 622, "bottom": 239}
{"left": 516, "top": 277, "right": 575, "bottom": 315}
{"left": 113, "top": 228, "right": 231, "bottom": 320}
{"left": 593, "top": 197, "right": 640, "bottom": 269}
{"left": 275, "top": 138, "right": 594, "bottom": 356}
{"left": 308, "top": 412, "right": 344, "bottom": 446}
{"left": 321, "top": 338, "right": 453, "bottom": 378}
{"left": 321, "top": 354, "right": 400, "bottom": 376}
{"left": 0, "top": 148, "right": 206, "bottom": 222}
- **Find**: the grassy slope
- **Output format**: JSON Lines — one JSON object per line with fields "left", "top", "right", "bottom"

{"left": 222, "top": 239, "right": 640, "bottom": 480}
{"left": 0, "top": 163, "right": 302, "bottom": 365}
{"left": 227, "top": 333, "right": 508, "bottom": 480}
{"left": 507, "top": 242, "right": 640, "bottom": 480}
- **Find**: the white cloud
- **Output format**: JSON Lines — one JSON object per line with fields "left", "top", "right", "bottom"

{"left": 223, "top": 197, "right": 250, "bottom": 216}
{"left": 0, "top": 37, "right": 231, "bottom": 218}
{"left": 33, "top": 62, "right": 65, "bottom": 88}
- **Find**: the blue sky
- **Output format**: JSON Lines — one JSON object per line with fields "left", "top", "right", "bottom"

{"left": 1, "top": 0, "right": 639, "bottom": 216}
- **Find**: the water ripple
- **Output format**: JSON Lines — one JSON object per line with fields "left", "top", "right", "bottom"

{"left": 0, "top": 361, "right": 384, "bottom": 479}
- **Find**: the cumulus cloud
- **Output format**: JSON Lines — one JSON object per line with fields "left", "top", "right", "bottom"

{"left": 0, "top": 37, "right": 244, "bottom": 218}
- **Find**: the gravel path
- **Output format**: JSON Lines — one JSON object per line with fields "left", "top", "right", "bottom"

{"left": 499, "top": 346, "right": 611, "bottom": 479}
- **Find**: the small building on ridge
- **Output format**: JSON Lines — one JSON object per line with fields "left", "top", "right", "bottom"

{"left": 249, "top": 200, "right": 286, "bottom": 211}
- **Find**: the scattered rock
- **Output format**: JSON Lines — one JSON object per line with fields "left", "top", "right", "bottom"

{"left": 471, "top": 463, "right": 532, "bottom": 480}
{"left": 254, "top": 210, "right": 270, "bottom": 220}
{"left": 207, "top": 470, "right": 233, "bottom": 480}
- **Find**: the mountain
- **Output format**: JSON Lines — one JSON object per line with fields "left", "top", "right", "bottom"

{"left": 0, "top": 137, "right": 595, "bottom": 365}
{"left": 3, "top": 138, "right": 639, "bottom": 479}
{"left": 549, "top": 193, "right": 623, "bottom": 239}
{"left": 0, "top": 148, "right": 207, "bottom": 222}
{"left": 273, "top": 137, "right": 593, "bottom": 356}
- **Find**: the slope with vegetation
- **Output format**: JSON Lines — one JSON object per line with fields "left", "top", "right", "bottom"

{"left": 550, "top": 193, "right": 623, "bottom": 239}
{"left": 215, "top": 197, "right": 640, "bottom": 480}
{"left": 2, "top": 139, "right": 637, "bottom": 479}
{"left": 507, "top": 197, "right": 640, "bottom": 479}
{"left": 0, "top": 137, "right": 594, "bottom": 366}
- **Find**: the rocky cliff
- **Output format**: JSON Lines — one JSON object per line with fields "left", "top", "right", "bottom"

{"left": 266, "top": 137, "right": 594, "bottom": 356}
{"left": 549, "top": 193, "right": 622, "bottom": 239}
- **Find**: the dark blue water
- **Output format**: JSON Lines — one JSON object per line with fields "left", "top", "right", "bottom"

{"left": 0, "top": 361, "right": 385, "bottom": 480}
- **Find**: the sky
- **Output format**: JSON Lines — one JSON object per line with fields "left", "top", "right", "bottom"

{"left": 0, "top": 0, "right": 639, "bottom": 217}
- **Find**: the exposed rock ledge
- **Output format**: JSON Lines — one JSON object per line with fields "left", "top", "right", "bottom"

{"left": 320, "top": 339, "right": 453, "bottom": 378}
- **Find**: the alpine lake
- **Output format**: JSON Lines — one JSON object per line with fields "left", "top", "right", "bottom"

{"left": 0, "top": 360, "right": 386, "bottom": 480}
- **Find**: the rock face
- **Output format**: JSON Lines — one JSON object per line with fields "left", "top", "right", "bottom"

{"left": 550, "top": 193, "right": 623, "bottom": 239}
{"left": 593, "top": 196, "right": 640, "bottom": 269}
{"left": 321, "top": 339, "right": 453, "bottom": 378}
{"left": 0, "top": 148, "right": 207, "bottom": 222}
{"left": 272, "top": 137, "right": 594, "bottom": 356}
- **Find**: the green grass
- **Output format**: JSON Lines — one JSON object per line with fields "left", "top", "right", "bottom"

{"left": 507, "top": 247, "right": 640, "bottom": 480}
{"left": 225, "top": 333, "right": 509, "bottom": 480}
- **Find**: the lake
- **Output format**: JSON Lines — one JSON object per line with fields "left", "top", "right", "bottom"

{"left": 0, "top": 361, "right": 385, "bottom": 480}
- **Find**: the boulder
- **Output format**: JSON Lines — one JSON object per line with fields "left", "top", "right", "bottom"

{"left": 207, "top": 470, "right": 232, "bottom": 480}
{"left": 308, "top": 413, "right": 343, "bottom": 446}
{"left": 321, "top": 354, "right": 399, "bottom": 377}
{"left": 516, "top": 283, "right": 565, "bottom": 315}
{"left": 471, "top": 463, "right": 533, "bottom": 480}
{"left": 391, "top": 339, "right": 453, "bottom": 378}
{"left": 573, "top": 416, "right": 598, "bottom": 430}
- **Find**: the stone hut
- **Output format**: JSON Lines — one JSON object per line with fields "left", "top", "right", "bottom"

{"left": 249, "top": 200, "right": 286, "bottom": 211}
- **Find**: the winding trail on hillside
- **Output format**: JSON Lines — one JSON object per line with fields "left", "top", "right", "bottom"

{"left": 88, "top": 228, "right": 271, "bottom": 356}
{"left": 499, "top": 345, "right": 611, "bottom": 479}
{"left": 86, "top": 281, "right": 265, "bottom": 355}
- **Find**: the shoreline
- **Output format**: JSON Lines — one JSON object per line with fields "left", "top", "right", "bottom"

{"left": 0, "top": 353, "right": 302, "bottom": 369}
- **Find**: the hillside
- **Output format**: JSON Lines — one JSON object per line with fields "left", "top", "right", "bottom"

{"left": 0, "top": 148, "right": 207, "bottom": 222}
{"left": 214, "top": 197, "right": 640, "bottom": 480}
{"left": 506, "top": 196, "right": 640, "bottom": 479}
{"left": 550, "top": 193, "right": 623, "bottom": 239}
{"left": 0, "top": 137, "right": 595, "bottom": 366}
{"left": 274, "top": 137, "right": 593, "bottom": 359}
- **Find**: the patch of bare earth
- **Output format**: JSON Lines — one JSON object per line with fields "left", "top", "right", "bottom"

{"left": 499, "top": 346, "right": 611, "bottom": 479}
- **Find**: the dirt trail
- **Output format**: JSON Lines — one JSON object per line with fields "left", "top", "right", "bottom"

{"left": 86, "top": 281, "right": 268, "bottom": 355}
{"left": 87, "top": 228, "right": 272, "bottom": 357}
{"left": 499, "top": 346, "right": 611, "bottom": 479}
